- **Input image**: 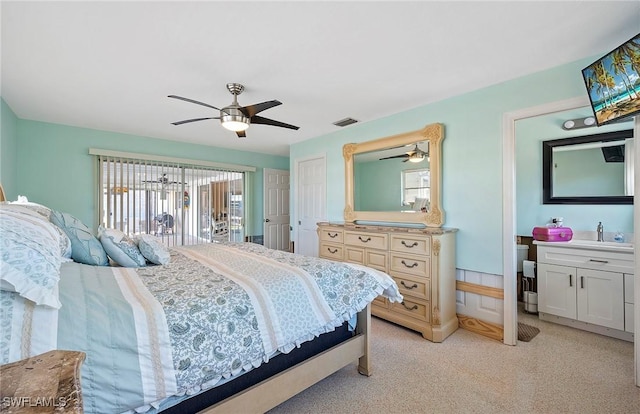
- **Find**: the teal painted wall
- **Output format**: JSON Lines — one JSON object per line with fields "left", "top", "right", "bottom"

{"left": 290, "top": 55, "right": 623, "bottom": 276}
{"left": 12, "top": 119, "right": 289, "bottom": 232}
{"left": 516, "top": 106, "right": 633, "bottom": 237}
{"left": 0, "top": 99, "right": 18, "bottom": 199}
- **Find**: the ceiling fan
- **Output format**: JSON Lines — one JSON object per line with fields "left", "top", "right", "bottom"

{"left": 168, "top": 83, "right": 300, "bottom": 138}
{"left": 141, "top": 174, "right": 185, "bottom": 186}
{"left": 379, "top": 143, "right": 429, "bottom": 163}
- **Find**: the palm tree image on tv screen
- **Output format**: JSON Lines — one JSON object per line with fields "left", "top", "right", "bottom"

{"left": 582, "top": 33, "right": 640, "bottom": 126}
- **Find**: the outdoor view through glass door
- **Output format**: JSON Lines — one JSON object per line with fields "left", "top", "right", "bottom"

{"left": 99, "top": 157, "right": 245, "bottom": 247}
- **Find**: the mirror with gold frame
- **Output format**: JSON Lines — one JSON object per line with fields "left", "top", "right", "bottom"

{"left": 343, "top": 123, "right": 444, "bottom": 227}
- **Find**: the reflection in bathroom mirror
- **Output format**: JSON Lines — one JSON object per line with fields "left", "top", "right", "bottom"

{"left": 543, "top": 128, "right": 634, "bottom": 204}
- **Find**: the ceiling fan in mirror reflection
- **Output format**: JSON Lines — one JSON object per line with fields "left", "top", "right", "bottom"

{"left": 378, "top": 143, "right": 429, "bottom": 163}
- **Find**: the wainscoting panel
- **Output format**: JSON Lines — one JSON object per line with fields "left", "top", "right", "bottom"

{"left": 455, "top": 269, "right": 504, "bottom": 326}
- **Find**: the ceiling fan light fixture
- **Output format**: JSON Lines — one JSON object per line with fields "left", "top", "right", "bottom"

{"left": 408, "top": 154, "right": 425, "bottom": 163}
{"left": 221, "top": 114, "right": 250, "bottom": 132}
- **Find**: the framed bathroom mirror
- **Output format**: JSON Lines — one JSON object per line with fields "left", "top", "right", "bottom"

{"left": 344, "top": 123, "right": 445, "bottom": 227}
{"left": 542, "top": 128, "right": 634, "bottom": 204}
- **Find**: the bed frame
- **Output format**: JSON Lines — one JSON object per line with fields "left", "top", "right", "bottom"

{"left": 199, "top": 304, "right": 372, "bottom": 413}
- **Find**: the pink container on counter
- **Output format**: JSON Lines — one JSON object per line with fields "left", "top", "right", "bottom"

{"left": 532, "top": 226, "right": 573, "bottom": 242}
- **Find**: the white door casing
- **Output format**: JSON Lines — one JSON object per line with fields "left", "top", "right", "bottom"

{"left": 295, "top": 155, "right": 326, "bottom": 257}
{"left": 263, "top": 168, "right": 290, "bottom": 251}
{"left": 503, "top": 96, "right": 588, "bottom": 346}
{"left": 504, "top": 96, "right": 639, "bottom": 387}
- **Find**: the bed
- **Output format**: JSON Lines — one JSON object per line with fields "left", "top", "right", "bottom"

{"left": 0, "top": 201, "right": 402, "bottom": 413}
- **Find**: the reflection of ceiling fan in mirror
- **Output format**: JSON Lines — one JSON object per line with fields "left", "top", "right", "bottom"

{"left": 379, "top": 143, "right": 429, "bottom": 163}
{"left": 168, "top": 83, "right": 300, "bottom": 138}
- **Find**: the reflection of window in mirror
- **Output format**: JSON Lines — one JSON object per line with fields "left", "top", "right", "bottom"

{"left": 402, "top": 168, "right": 430, "bottom": 211}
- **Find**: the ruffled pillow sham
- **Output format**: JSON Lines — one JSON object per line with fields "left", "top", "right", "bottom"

{"left": 0, "top": 205, "right": 63, "bottom": 308}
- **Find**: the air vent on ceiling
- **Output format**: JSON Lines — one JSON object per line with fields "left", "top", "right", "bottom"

{"left": 333, "top": 117, "right": 359, "bottom": 127}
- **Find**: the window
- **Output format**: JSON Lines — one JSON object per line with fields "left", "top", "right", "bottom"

{"left": 98, "top": 155, "right": 245, "bottom": 247}
{"left": 402, "top": 168, "right": 430, "bottom": 209}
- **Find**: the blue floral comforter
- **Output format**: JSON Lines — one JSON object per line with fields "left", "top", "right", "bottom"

{"left": 56, "top": 241, "right": 402, "bottom": 414}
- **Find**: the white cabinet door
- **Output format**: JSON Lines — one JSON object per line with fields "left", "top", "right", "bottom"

{"left": 577, "top": 268, "right": 624, "bottom": 331}
{"left": 538, "top": 263, "right": 577, "bottom": 319}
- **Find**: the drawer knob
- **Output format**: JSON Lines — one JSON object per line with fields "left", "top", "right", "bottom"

{"left": 588, "top": 259, "right": 609, "bottom": 264}
{"left": 400, "top": 281, "right": 418, "bottom": 289}
{"left": 401, "top": 301, "right": 418, "bottom": 311}
{"left": 327, "top": 247, "right": 338, "bottom": 254}
{"left": 328, "top": 232, "right": 338, "bottom": 238}
{"left": 358, "top": 236, "right": 372, "bottom": 243}
{"left": 401, "top": 240, "right": 418, "bottom": 248}
{"left": 401, "top": 260, "right": 418, "bottom": 268}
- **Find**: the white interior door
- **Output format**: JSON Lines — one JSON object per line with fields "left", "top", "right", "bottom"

{"left": 263, "top": 168, "right": 290, "bottom": 251}
{"left": 295, "top": 156, "right": 326, "bottom": 257}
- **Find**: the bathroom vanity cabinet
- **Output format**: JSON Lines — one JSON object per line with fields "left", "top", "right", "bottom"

{"left": 317, "top": 222, "right": 458, "bottom": 342}
{"left": 536, "top": 241, "right": 634, "bottom": 341}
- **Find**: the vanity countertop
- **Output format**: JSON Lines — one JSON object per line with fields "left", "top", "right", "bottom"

{"left": 533, "top": 238, "right": 634, "bottom": 254}
{"left": 317, "top": 221, "right": 458, "bottom": 234}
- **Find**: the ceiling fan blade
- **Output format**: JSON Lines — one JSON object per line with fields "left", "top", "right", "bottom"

{"left": 379, "top": 154, "right": 409, "bottom": 160}
{"left": 236, "top": 130, "right": 246, "bottom": 138}
{"left": 171, "top": 117, "right": 219, "bottom": 125}
{"left": 240, "top": 100, "right": 282, "bottom": 117}
{"left": 251, "top": 115, "right": 299, "bottom": 130}
{"left": 168, "top": 95, "right": 223, "bottom": 111}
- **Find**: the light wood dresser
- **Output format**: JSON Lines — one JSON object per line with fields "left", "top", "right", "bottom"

{"left": 317, "top": 222, "right": 458, "bottom": 342}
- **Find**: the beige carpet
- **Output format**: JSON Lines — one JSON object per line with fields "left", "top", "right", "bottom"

{"left": 268, "top": 309, "right": 639, "bottom": 414}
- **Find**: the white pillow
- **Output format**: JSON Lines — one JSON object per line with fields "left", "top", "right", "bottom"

{"left": 135, "top": 234, "right": 171, "bottom": 265}
{"left": 0, "top": 205, "right": 63, "bottom": 308}
{"left": 413, "top": 197, "right": 429, "bottom": 211}
{"left": 98, "top": 226, "right": 146, "bottom": 267}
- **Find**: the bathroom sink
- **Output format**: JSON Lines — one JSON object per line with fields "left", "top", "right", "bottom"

{"left": 567, "top": 239, "right": 634, "bottom": 252}
{"left": 534, "top": 238, "right": 634, "bottom": 252}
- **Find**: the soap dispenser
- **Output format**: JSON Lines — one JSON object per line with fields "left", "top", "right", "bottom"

{"left": 614, "top": 231, "right": 625, "bottom": 243}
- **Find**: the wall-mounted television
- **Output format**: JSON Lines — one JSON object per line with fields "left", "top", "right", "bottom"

{"left": 582, "top": 33, "right": 640, "bottom": 126}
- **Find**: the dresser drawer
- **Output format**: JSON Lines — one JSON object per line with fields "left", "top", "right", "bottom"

{"left": 319, "top": 227, "right": 344, "bottom": 243}
{"left": 344, "top": 231, "right": 388, "bottom": 250}
{"left": 392, "top": 271, "right": 430, "bottom": 301}
{"left": 345, "top": 246, "right": 365, "bottom": 264}
{"left": 373, "top": 295, "right": 387, "bottom": 308}
{"left": 366, "top": 250, "right": 388, "bottom": 272}
{"left": 319, "top": 243, "right": 344, "bottom": 260}
{"left": 390, "top": 253, "right": 430, "bottom": 278}
{"left": 390, "top": 234, "right": 430, "bottom": 256}
{"left": 391, "top": 298, "right": 430, "bottom": 322}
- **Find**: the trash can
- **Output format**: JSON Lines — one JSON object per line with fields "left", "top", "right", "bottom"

{"left": 523, "top": 291, "right": 538, "bottom": 314}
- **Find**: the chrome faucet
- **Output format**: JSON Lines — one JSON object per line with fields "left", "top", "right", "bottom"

{"left": 597, "top": 222, "right": 604, "bottom": 242}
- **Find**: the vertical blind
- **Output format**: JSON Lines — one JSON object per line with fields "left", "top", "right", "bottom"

{"left": 98, "top": 155, "right": 245, "bottom": 247}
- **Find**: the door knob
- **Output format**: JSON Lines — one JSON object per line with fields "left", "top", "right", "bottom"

{"left": 265, "top": 219, "right": 271, "bottom": 222}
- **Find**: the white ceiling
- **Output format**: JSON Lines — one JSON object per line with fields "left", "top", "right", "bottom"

{"left": 2, "top": 1, "right": 639, "bottom": 157}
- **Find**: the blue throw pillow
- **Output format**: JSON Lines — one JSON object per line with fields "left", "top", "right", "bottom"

{"left": 135, "top": 234, "right": 171, "bottom": 265}
{"left": 99, "top": 226, "right": 146, "bottom": 267}
{"left": 49, "top": 211, "right": 108, "bottom": 266}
